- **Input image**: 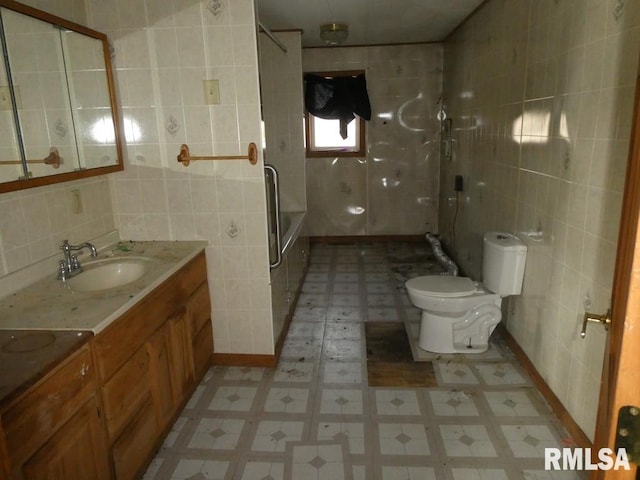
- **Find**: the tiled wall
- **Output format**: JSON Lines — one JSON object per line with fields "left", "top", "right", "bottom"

{"left": 258, "top": 31, "right": 306, "bottom": 212}
{"left": 0, "top": 178, "right": 114, "bottom": 276}
{"left": 84, "top": 0, "right": 274, "bottom": 355}
{"left": 14, "top": 0, "right": 86, "bottom": 24}
{"left": 0, "top": 0, "right": 118, "bottom": 278}
{"left": 440, "top": 0, "right": 640, "bottom": 439}
{"left": 302, "top": 45, "right": 442, "bottom": 236}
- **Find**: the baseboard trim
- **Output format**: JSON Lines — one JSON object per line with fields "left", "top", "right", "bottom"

{"left": 310, "top": 235, "right": 425, "bottom": 244}
{"left": 498, "top": 324, "right": 592, "bottom": 448}
{"left": 211, "top": 352, "right": 277, "bottom": 368}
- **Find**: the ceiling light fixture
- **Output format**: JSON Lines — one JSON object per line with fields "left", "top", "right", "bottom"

{"left": 320, "top": 23, "right": 348, "bottom": 45}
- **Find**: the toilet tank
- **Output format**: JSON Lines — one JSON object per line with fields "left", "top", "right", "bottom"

{"left": 482, "top": 232, "right": 527, "bottom": 296}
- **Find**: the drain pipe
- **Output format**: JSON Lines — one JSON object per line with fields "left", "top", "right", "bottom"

{"left": 425, "top": 232, "right": 458, "bottom": 276}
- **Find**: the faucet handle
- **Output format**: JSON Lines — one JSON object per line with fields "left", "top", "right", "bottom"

{"left": 57, "top": 260, "right": 67, "bottom": 280}
{"left": 70, "top": 255, "right": 81, "bottom": 270}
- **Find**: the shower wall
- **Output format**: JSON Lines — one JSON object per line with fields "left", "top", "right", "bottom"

{"left": 258, "top": 31, "right": 306, "bottom": 212}
{"left": 302, "top": 45, "right": 442, "bottom": 236}
{"left": 440, "top": 0, "right": 640, "bottom": 438}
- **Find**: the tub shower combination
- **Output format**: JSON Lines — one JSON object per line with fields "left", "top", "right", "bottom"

{"left": 264, "top": 164, "right": 308, "bottom": 345}
{"left": 264, "top": 165, "right": 306, "bottom": 268}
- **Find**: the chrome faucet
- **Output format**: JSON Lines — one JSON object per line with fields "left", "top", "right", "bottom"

{"left": 57, "top": 240, "right": 98, "bottom": 280}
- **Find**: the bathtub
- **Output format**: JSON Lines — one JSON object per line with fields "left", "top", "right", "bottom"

{"left": 270, "top": 210, "right": 308, "bottom": 346}
{"left": 279, "top": 211, "right": 306, "bottom": 257}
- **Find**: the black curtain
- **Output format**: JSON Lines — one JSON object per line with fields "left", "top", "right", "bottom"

{"left": 304, "top": 73, "right": 371, "bottom": 139}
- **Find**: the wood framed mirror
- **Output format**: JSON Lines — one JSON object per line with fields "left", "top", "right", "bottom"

{"left": 0, "top": 0, "right": 123, "bottom": 194}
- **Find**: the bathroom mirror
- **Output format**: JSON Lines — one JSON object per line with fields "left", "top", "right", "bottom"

{"left": 0, "top": 0, "right": 123, "bottom": 193}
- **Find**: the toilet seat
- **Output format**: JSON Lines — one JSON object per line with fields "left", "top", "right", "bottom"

{"left": 406, "top": 275, "right": 477, "bottom": 297}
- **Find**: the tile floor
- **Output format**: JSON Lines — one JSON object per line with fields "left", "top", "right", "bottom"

{"left": 144, "top": 242, "right": 586, "bottom": 480}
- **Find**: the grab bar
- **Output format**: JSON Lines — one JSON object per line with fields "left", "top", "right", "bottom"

{"left": 265, "top": 164, "right": 282, "bottom": 269}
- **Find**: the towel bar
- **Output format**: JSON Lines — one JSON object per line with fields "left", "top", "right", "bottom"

{"left": 177, "top": 142, "right": 258, "bottom": 166}
{"left": 0, "top": 147, "right": 60, "bottom": 168}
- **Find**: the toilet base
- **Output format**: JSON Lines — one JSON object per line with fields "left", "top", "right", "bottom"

{"left": 417, "top": 303, "right": 502, "bottom": 354}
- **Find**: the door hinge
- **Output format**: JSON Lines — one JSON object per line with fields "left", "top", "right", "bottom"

{"left": 615, "top": 406, "right": 640, "bottom": 464}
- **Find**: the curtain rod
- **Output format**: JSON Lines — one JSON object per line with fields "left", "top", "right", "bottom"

{"left": 258, "top": 22, "right": 288, "bottom": 53}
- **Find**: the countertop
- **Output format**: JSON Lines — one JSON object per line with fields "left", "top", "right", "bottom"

{"left": 0, "top": 329, "right": 92, "bottom": 408}
{"left": 0, "top": 240, "right": 207, "bottom": 334}
{"left": 0, "top": 239, "right": 208, "bottom": 408}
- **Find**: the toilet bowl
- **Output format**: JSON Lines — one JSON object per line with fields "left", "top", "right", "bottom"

{"left": 405, "top": 232, "right": 527, "bottom": 354}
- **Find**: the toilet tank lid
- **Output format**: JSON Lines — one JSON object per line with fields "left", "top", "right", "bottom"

{"left": 484, "top": 232, "right": 526, "bottom": 251}
{"left": 406, "top": 276, "right": 477, "bottom": 297}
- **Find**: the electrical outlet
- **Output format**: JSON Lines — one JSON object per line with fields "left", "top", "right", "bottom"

{"left": 203, "top": 79, "right": 220, "bottom": 105}
{"left": 454, "top": 175, "right": 463, "bottom": 192}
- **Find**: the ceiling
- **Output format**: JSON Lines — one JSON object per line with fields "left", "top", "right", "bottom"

{"left": 256, "top": 0, "right": 486, "bottom": 48}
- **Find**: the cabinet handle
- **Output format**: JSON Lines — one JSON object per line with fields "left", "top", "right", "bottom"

{"left": 80, "top": 363, "right": 90, "bottom": 376}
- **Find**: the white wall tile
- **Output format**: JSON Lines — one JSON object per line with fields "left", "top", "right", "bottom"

{"left": 302, "top": 44, "right": 442, "bottom": 236}
{"left": 440, "top": 0, "right": 640, "bottom": 440}
{"left": 84, "top": 0, "right": 272, "bottom": 356}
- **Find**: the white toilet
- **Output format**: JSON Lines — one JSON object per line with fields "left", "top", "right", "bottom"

{"left": 405, "top": 232, "right": 527, "bottom": 354}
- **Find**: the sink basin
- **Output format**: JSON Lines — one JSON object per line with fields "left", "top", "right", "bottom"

{"left": 66, "top": 257, "right": 153, "bottom": 292}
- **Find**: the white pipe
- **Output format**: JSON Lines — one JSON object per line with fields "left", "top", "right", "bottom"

{"left": 425, "top": 232, "right": 458, "bottom": 276}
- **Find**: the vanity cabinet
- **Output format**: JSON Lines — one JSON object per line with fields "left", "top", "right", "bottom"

{"left": 21, "top": 396, "right": 109, "bottom": 480}
{"left": 93, "top": 251, "right": 212, "bottom": 480}
{"left": 0, "top": 343, "right": 110, "bottom": 480}
{"left": 0, "top": 245, "right": 212, "bottom": 480}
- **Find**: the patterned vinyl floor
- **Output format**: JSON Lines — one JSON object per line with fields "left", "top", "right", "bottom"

{"left": 144, "top": 242, "right": 586, "bottom": 480}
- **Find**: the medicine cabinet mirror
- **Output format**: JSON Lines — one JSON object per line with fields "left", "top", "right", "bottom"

{"left": 0, "top": 0, "right": 123, "bottom": 193}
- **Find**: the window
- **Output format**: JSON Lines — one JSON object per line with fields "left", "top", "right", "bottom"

{"left": 304, "top": 110, "right": 365, "bottom": 157}
{"left": 304, "top": 70, "right": 369, "bottom": 158}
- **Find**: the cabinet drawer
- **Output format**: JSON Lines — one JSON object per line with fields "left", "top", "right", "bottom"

{"left": 101, "top": 346, "right": 151, "bottom": 441}
{"left": 2, "top": 344, "right": 95, "bottom": 470}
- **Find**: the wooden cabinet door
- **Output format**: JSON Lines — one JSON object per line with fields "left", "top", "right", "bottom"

{"left": 111, "top": 395, "right": 157, "bottom": 480}
{"left": 193, "top": 321, "right": 214, "bottom": 379}
{"left": 22, "top": 396, "right": 110, "bottom": 480}
{"left": 168, "top": 308, "right": 195, "bottom": 405}
{"left": 146, "top": 322, "right": 175, "bottom": 430}
{"left": 101, "top": 346, "right": 151, "bottom": 441}
{"left": 188, "top": 282, "right": 213, "bottom": 379}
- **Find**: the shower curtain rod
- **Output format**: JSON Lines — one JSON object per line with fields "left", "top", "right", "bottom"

{"left": 258, "top": 22, "right": 288, "bottom": 53}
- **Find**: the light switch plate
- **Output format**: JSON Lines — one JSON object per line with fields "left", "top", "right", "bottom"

{"left": 203, "top": 79, "right": 220, "bottom": 105}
